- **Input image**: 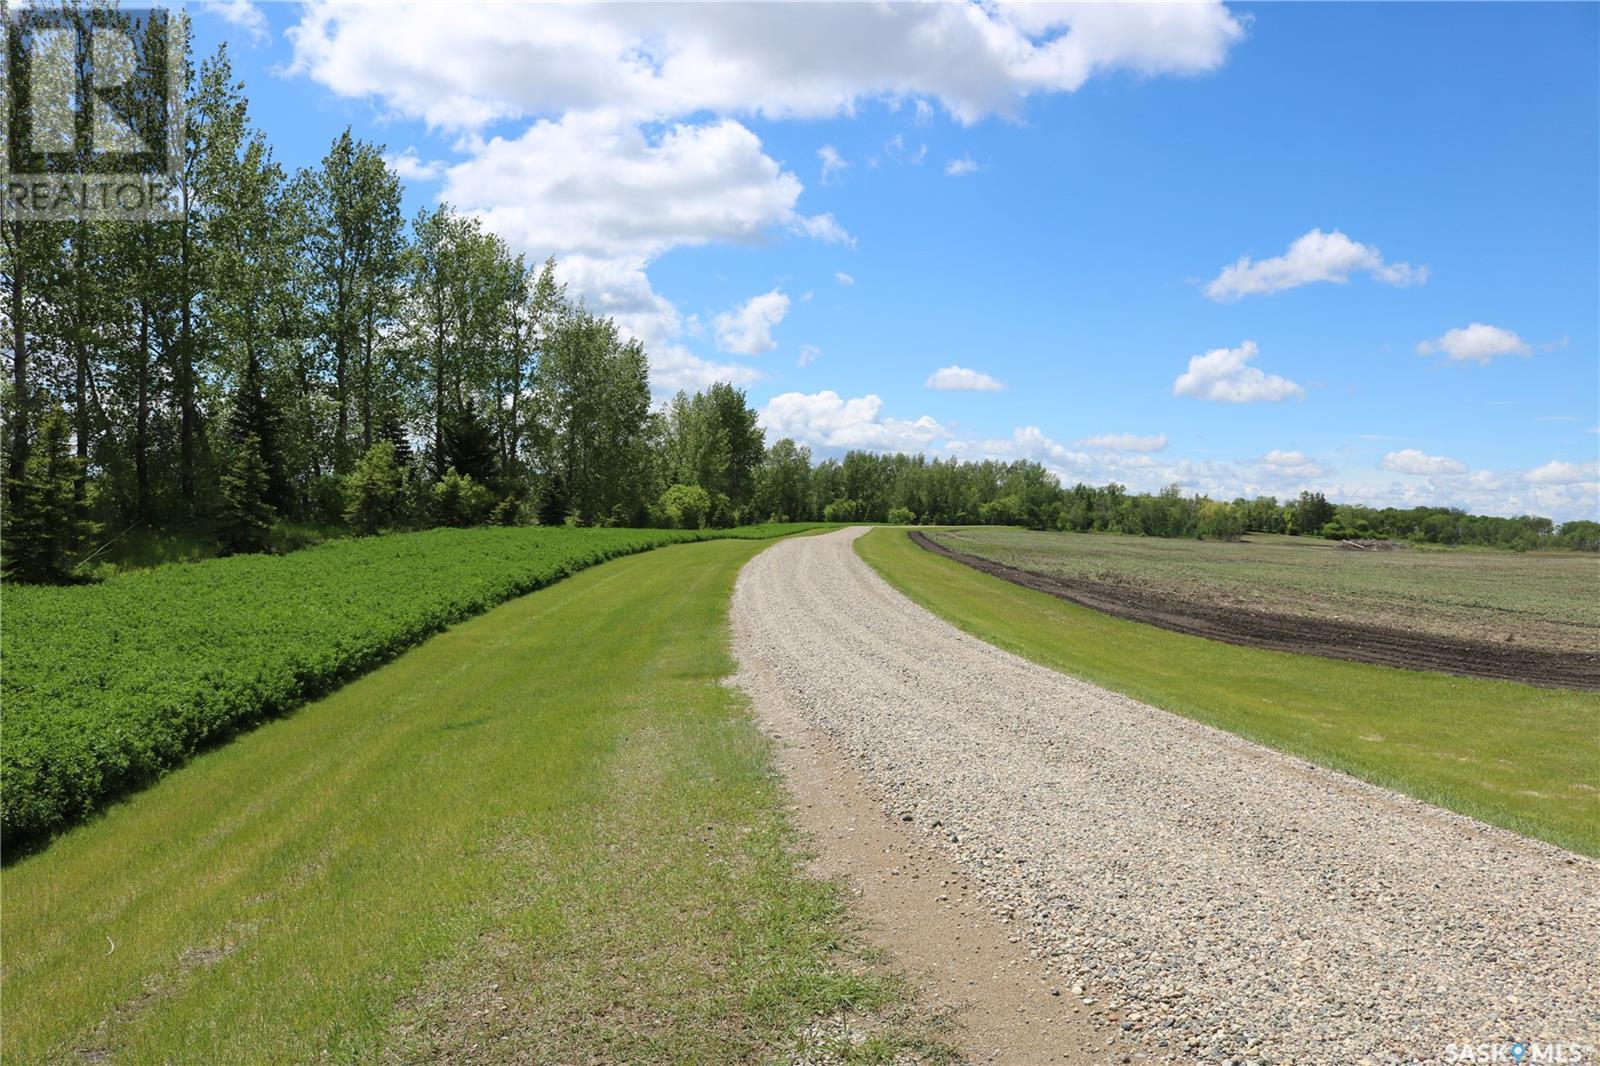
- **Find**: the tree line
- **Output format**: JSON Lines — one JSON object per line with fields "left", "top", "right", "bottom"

{"left": 743, "top": 465, "right": 1598, "bottom": 552}
{"left": 2, "top": 19, "right": 666, "bottom": 577}
{"left": 3, "top": 12, "right": 1592, "bottom": 583}
{"left": 1048, "top": 484, "right": 1598, "bottom": 551}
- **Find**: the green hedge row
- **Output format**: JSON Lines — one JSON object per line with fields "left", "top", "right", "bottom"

{"left": 2, "top": 524, "right": 816, "bottom": 852}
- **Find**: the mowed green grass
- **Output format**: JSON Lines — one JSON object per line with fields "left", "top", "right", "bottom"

{"left": 858, "top": 528, "right": 1600, "bottom": 856}
{"left": 3, "top": 538, "right": 946, "bottom": 1064}
{"left": 4, "top": 522, "right": 822, "bottom": 848}
{"left": 927, "top": 526, "right": 1600, "bottom": 653}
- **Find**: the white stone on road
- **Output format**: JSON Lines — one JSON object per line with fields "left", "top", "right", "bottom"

{"left": 730, "top": 527, "right": 1600, "bottom": 1064}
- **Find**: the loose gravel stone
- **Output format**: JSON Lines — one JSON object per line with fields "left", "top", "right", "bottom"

{"left": 730, "top": 528, "right": 1600, "bottom": 1064}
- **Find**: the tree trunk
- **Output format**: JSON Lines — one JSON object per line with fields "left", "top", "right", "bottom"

{"left": 73, "top": 233, "right": 90, "bottom": 502}
{"left": 7, "top": 222, "right": 29, "bottom": 506}
{"left": 334, "top": 329, "right": 348, "bottom": 473}
{"left": 507, "top": 364, "right": 520, "bottom": 479}
{"left": 361, "top": 304, "right": 374, "bottom": 450}
{"left": 178, "top": 212, "right": 198, "bottom": 508}
{"left": 135, "top": 299, "right": 151, "bottom": 518}
{"left": 505, "top": 304, "right": 522, "bottom": 478}
{"left": 433, "top": 324, "right": 446, "bottom": 479}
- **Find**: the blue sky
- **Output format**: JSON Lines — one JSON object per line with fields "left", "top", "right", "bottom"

{"left": 195, "top": 1, "right": 1598, "bottom": 519}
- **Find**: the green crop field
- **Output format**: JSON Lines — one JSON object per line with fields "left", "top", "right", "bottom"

{"left": 1, "top": 523, "right": 821, "bottom": 850}
{"left": 924, "top": 526, "right": 1600, "bottom": 654}
{"left": 857, "top": 528, "right": 1600, "bottom": 856}
{"left": 1, "top": 537, "right": 945, "bottom": 1064}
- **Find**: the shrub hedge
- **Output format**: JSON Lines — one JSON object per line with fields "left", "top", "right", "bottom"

{"left": 2, "top": 524, "right": 816, "bottom": 851}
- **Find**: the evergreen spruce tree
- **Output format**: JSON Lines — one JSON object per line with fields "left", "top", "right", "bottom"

{"left": 379, "top": 413, "right": 415, "bottom": 469}
{"left": 344, "top": 441, "right": 402, "bottom": 536}
{"left": 2, "top": 408, "right": 98, "bottom": 583}
{"left": 442, "top": 399, "right": 498, "bottom": 486}
{"left": 218, "top": 432, "right": 274, "bottom": 554}
{"left": 226, "top": 351, "right": 293, "bottom": 512}
{"left": 538, "top": 472, "right": 570, "bottom": 527}
{"left": 217, "top": 361, "right": 279, "bottom": 553}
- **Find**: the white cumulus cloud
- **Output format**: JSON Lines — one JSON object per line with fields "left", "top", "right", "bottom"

{"left": 945, "top": 426, "right": 1225, "bottom": 494}
{"left": 1416, "top": 323, "right": 1532, "bottom": 365}
{"left": 650, "top": 345, "right": 763, "bottom": 394}
{"left": 443, "top": 115, "right": 843, "bottom": 263}
{"left": 287, "top": 1, "right": 1244, "bottom": 403}
{"left": 930, "top": 427, "right": 1600, "bottom": 519}
{"left": 1077, "top": 432, "right": 1168, "bottom": 452}
{"left": 548, "top": 253, "right": 682, "bottom": 355}
{"left": 834, "top": 271, "right": 855, "bottom": 286}
{"left": 797, "top": 344, "right": 821, "bottom": 368}
{"left": 714, "top": 289, "right": 791, "bottom": 355}
{"left": 1526, "top": 460, "right": 1600, "bottom": 485}
{"left": 1258, "top": 449, "right": 1325, "bottom": 478}
{"left": 1172, "top": 340, "right": 1304, "bottom": 403}
{"left": 818, "top": 145, "right": 847, "bottom": 184}
{"left": 761, "top": 391, "right": 945, "bottom": 452}
{"left": 945, "top": 155, "right": 980, "bottom": 177}
{"left": 1380, "top": 449, "right": 1468, "bottom": 476}
{"left": 926, "top": 365, "right": 1006, "bottom": 391}
{"left": 383, "top": 148, "right": 446, "bottom": 182}
{"left": 288, "top": 2, "right": 1244, "bottom": 130}
{"left": 287, "top": 1, "right": 1246, "bottom": 408}
{"left": 203, "top": 0, "right": 268, "bottom": 44}
{"left": 432, "top": 113, "right": 842, "bottom": 369}
{"left": 1204, "top": 228, "right": 1427, "bottom": 301}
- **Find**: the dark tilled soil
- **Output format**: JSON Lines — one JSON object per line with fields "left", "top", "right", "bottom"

{"left": 911, "top": 531, "right": 1600, "bottom": 691}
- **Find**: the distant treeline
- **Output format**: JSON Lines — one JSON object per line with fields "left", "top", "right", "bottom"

{"left": 1048, "top": 483, "right": 1600, "bottom": 552}
{"left": 746, "top": 460, "right": 1599, "bottom": 552}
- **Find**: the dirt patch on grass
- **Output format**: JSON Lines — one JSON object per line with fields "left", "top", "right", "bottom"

{"left": 911, "top": 531, "right": 1600, "bottom": 690}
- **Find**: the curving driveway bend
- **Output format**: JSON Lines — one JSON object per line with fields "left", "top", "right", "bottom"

{"left": 730, "top": 527, "right": 1600, "bottom": 1064}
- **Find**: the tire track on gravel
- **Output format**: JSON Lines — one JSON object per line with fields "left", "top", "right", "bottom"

{"left": 730, "top": 527, "right": 1600, "bottom": 1065}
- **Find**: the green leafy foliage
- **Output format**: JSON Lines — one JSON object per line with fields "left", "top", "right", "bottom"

{"left": 1047, "top": 483, "right": 1590, "bottom": 548}
{"left": 429, "top": 470, "right": 495, "bottom": 527}
{"left": 4, "top": 536, "right": 945, "bottom": 1063}
{"left": 658, "top": 483, "right": 712, "bottom": 529}
{"left": 2, "top": 407, "right": 97, "bottom": 583}
{"left": 343, "top": 441, "right": 402, "bottom": 535}
{"left": 217, "top": 432, "right": 275, "bottom": 554}
{"left": 489, "top": 495, "right": 522, "bottom": 526}
{"left": 0, "top": 523, "right": 818, "bottom": 850}
{"left": 659, "top": 383, "right": 765, "bottom": 523}
{"left": 754, "top": 438, "right": 813, "bottom": 522}
{"left": 823, "top": 497, "right": 866, "bottom": 522}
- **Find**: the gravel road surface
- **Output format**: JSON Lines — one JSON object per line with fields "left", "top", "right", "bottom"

{"left": 730, "top": 528, "right": 1600, "bottom": 1064}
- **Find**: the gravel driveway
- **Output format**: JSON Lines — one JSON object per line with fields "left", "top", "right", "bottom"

{"left": 731, "top": 527, "right": 1600, "bottom": 1064}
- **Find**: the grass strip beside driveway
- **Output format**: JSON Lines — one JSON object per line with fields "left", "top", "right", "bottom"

{"left": 858, "top": 528, "right": 1600, "bottom": 857}
{"left": 3, "top": 537, "right": 946, "bottom": 1064}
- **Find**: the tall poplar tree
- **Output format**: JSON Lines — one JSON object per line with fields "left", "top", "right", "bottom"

{"left": 296, "top": 130, "right": 405, "bottom": 471}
